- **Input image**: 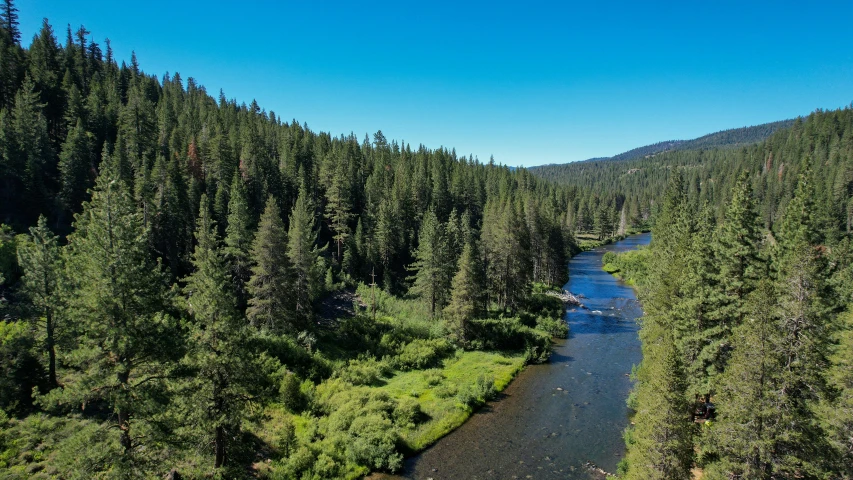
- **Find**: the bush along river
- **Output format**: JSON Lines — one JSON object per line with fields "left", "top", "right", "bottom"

{"left": 396, "top": 232, "right": 652, "bottom": 479}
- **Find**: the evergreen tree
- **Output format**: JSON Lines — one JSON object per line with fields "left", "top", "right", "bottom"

{"left": 57, "top": 118, "right": 91, "bottom": 214}
{"left": 56, "top": 153, "right": 176, "bottom": 468}
{"left": 0, "top": 0, "right": 20, "bottom": 44}
{"left": 443, "top": 242, "right": 485, "bottom": 344}
{"left": 324, "top": 163, "right": 352, "bottom": 264}
{"left": 373, "top": 197, "right": 398, "bottom": 289}
{"left": 704, "top": 281, "right": 781, "bottom": 480}
{"left": 179, "top": 196, "right": 258, "bottom": 470}
{"left": 224, "top": 170, "right": 253, "bottom": 307}
{"left": 16, "top": 215, "right": 61, "bottom": 388}
{"left": 287, "top": 184, "right": 324, "bottom": 325}
{"left": 408, "top": 210, "right": 450, "bottom": 317}
{"left": 821, "top": 310, "right": 853, "bottom": 478}
{"left": 713, "top": 173, "right": 764, "bottom": 328}
{"left": 247, "top": 196, "right": 296, "bottom": 332}
{"left": 12, "top": 75, "right": 52, "bottom": 216}
{"left": 623, "top": 324, "right": 694, "bottom": 480}
{"left": 766, "top": 176, "right": 833, "bottom": 477}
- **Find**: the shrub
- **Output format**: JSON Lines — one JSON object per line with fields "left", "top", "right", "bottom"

{"left": 525, "top": 293, "right": 564, "bottom": 319}
{"left": 0, "top": 321, "right": 47, "bottom": 415}
{"left": 468, "top": 317, "right": 552, "bottom": 363}
{"left": 433, "top": 384, "right": 458, "bottom": 399}
{"left": 395, "top": 338, "right": 453, "bottom": 370}
{"left": 279, "top": 372, "right": 303, "bottom": 411}
{"left": 536, "top": 315, "right": 569, "bottom": 339}
{"left": 393, "top": 397, "right": 422, "bottom": 428}
{"left": 346, "top": 414, "right": 402, "bottom": 471}
{"left": 423, "top": 368, "right": 444, "bottom": 386}
{"left": 456, "top": 374, "right": 495, "bottom": 409}
{"left": 277, "top": 416, "right": 297, "bottom": 457}
{"left": 337, "top": 357, "right": 388, "bottom": 386}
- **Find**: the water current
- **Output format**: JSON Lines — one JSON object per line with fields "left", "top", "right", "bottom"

{"left": 398, "top": 232, "right": 652, "bottom": 479}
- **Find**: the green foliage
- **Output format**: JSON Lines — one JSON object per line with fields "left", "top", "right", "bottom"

{"left": 468, "top": 317, "right": 552, "bottom": 363}
{"left": 0, "top": 321, "right": 45, "bottom": 414}
{"left": 455, "top": 374, "right": 496, "bottom": 409}
{"left": 602, "top": 247, "right": 651, "bottom": 286}
{"left": 53, "top": 154, "right": 177, "bottom": 465}
{"left": 408, "top": 210, "right": 453, "bottom": 317}
{"left": 287, "top": 184, "right": 325, "bottom": 325}
{"left": 248, "top": 196, "right": 297, "bottom": 332}
{"left": 395, "top": 338, "right": 453, "bottom": 370}
{"left": 443, "top": 242, "right": 486, "bottom": 344}
{"left": 345, "top": 414, "right": 402, "bottom": 471}
{"left": 0, "top": 223, "right": 17, "bottom": 284}
{"left": 534, "top": 315, "right": 569, "bottom": 339}
{"left": 337, "top": 357, "right": 389, "bottom": 386}
{"left": 177, "top": 197, "right": 264, "bottom": 469}
{"left": 16, "top": 215, "right": 61, "bottom": 388}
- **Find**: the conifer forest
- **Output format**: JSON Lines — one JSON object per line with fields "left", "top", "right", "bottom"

{"left": 1, "top": 2, "right": 853, "bottom": 479}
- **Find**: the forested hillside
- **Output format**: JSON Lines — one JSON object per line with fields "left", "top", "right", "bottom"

{"left": 531, "top": 118, "right": 796, "bottom": 177}
{"left": 604, "top": 107, "right": 853, "bottom": 479}
{"left": 0, "top": 3, "right": 592, "bottom": 478}
{"left": 531, "top": 111, "right": 853, "bottom": 238}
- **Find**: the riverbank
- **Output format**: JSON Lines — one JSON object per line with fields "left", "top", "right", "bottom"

{"left": 393, "top": 233, "right": 651, "bottom": 479}
{"left": 250, "top": 234, "right": 645, "bottom": 479}
{"left": 245, "top": 277, "right": 570, "bottom": 479}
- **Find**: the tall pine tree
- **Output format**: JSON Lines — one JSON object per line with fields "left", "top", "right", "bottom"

{"left": 179, "top": 196, "right": 258, "bottom": 470}
{"left": 247, "top": 195, "right": 296, "bottom": 332}
{"left": 56, "top": 152, "right": 176, "bottom": 469}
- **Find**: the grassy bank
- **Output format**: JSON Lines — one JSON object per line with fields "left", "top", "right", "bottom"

{"left": 575, "top": 229, "right": 649, "bottom": 252}
{"left": 601, "top": 247, "right": 651, "bottom": 286}
{"left": 244, "top": 284, "right": 566, "bottom": 479}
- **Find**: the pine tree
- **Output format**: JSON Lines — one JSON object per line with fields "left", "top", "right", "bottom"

{"left": 58, "top": 118, "right": 91, "bottom": 214}
{"left": 443, "top": 242, "right": 485, "bottom": 344}
{"left": 704, "top": 281, "right": 781, "bottom": 479}
{"left": 713, "top": 173, "right": 764, "bottom": 328}
{"left": 17, "top": 215, "right": 61, "bottom": 388}
{"left": 0, "top": 0, "right": 20, "bottom": 44}
{"left": 247, "top": 196, "right": 296, "bottom": 332}
{"left": 765, "top": 176, "right": 833, "bottom": 477}
{"left": 821, "top": 309, "right": 853, "bottom": 478}
{"left": 408, "top": 210, "right": 451, "bottom": 317}
{"left": 373, "top": 197, "right": 398, "bottom": 289}
{"left": 324, "top": 162, "right": 352, "bottom": 264}
{"left": 224, "top": 170, "right": 253, "bottom": 307}
{"left": 57, "top": 153, "right": 176, "bottom": 467}
{"left": 12, "top": 75, "right": 52, "bottom": 215}
{"left": 623, "top": 323, "right": 695, "bottom": 480}
{"left": 287, "top": 184, "right": 324, "bottom": 326}
{"left": 27, "top": 19, "right": 63, "bottom": 146}
{"left": 179, "top": 196, "right": 257, "bottom": 469}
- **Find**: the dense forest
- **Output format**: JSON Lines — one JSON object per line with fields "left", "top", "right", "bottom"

{"left": 0, "top": 3, "right": 600, "bottom": 478}
{"left": 4, "top": 1, "right": 853, "bottom": 479}
{"left": 600, "top": 107, "right": 853, "bottom": 479}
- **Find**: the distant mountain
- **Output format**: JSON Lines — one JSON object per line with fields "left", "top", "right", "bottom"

{"left": 535, "top": 119, "right": 797, "bottom": 168}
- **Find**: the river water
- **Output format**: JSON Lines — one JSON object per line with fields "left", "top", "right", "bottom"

{"left": 399, "top": 232, "right": 651, "bottom": 479}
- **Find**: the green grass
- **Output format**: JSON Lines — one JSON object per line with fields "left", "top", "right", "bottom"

{"left": 376, "top": 350, "right": 525, "bottom": 451}
{"left": 254, "top": 349, "right": 526, "bottom": 466}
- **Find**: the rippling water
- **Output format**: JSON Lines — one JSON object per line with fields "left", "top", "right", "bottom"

{"left": 389, "top": 233, "right": 651, "bottom": 480}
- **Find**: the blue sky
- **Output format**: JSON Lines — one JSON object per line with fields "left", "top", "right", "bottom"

{"left": 18, "top": 1, "right": 853, "bottom": 167}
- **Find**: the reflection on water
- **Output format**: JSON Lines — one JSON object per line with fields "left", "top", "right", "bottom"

{"left": 393, "top": 233, "right": 651, "bottom": 480}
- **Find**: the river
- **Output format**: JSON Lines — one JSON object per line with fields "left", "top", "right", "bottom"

{"left": 398, "top": 232, "right": 651, "bottom": 479}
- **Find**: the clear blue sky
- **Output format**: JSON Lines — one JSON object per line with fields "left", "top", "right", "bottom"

{"left": 18, "top": 1, "right": 853, "bottom": 167}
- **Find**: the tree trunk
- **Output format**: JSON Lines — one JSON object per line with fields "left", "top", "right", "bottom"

{"left": 46, "top": 310, "right": 57, "bottom": 388}
{"left": 117, "top": 365, "right": 132, "bottom": 454}
{"left": 214, "top": 425, "right": 225, "bottom": 468}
